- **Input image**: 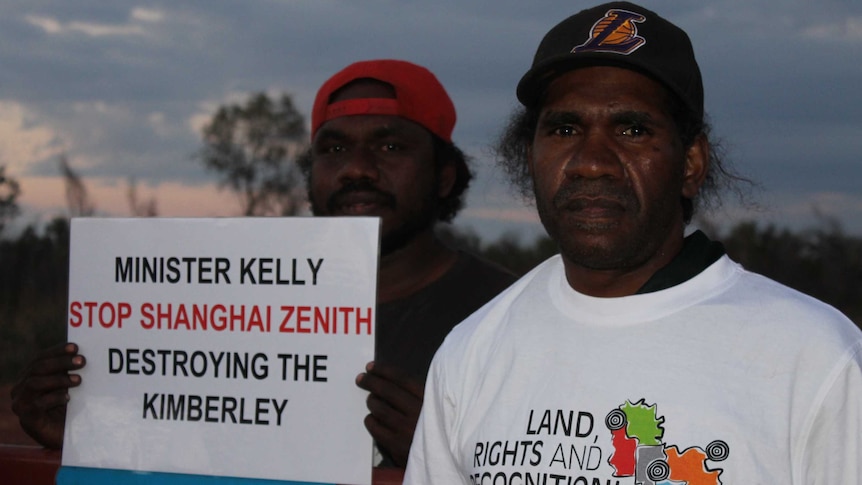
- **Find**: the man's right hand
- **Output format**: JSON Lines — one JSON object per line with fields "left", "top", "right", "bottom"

{"left": 10, "top": 342, "right": 86, "bottom": 449}
{"left": 355, "top": 361, "right": 425, "bottom": 468}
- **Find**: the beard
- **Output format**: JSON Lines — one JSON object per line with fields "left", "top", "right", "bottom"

{"left": 378, "top": 203, "right": 437, "bottom": 255}
{"left": 536, "top": 178, "right": 678, "bottom": 271}
{"left": 311, "top": 178, "right": 439, "bottom": 257}
{"left": 377, "top": 177, "right": 440, "bottom": 256}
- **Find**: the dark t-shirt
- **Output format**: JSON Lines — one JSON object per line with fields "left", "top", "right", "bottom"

{"left": 375, "top": 251, "right": 518, "bottom": 382}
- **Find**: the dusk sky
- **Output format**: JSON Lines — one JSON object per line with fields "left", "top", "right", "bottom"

{"left": 1, "top": 0, "right": 860, "bottom": 243}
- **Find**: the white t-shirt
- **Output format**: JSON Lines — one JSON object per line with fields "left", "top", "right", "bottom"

{"left": 405, "top": 255, "right": 862, "bottom": 485}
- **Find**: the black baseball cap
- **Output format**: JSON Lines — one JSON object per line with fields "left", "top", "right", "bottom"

{"left": 516, "top": 2, "right": 703, "bottom": 121}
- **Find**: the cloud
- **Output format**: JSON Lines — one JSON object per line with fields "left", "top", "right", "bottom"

{"left": 24, "top": 6, "right": 164, "bottom": 39}
{"left": 24, "top": 15, "right": 62, "bottom": 34}
{"left": 131, "top": 7, "right": 164, "bottom": 23}
{"left": 0, "top": 101, "right": 66, "bottom": 173}
{"left": 26, "top": 14, "right": 146, "bottom": 37}
{"left": 803, "top": 16, "right": 862, "bottom": 40}
{"left": 4, "top": 0, "right": 862, "bottom": 241}
{"left": 147, "top": 112, "right": 171, "bottom": 138}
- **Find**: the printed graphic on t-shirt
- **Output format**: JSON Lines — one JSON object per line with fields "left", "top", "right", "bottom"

{"left": 470, "top": 398, "right": 729, "bottom": 485}
{"left": 606, "top": 399, "right": 728, "bottom": 485}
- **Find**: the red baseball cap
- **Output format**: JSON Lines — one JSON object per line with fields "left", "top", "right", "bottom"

{"left": 311, "top": 59, "right": 456, "bottom": 143}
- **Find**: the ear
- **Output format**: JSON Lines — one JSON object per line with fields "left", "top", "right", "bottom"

{"left": 437, "top": 157, "right": 457, "bottom": 199}
{"left": 681, "top": 134, "right": 709, "bottom": 199}
{"left": 526, "top": 143, "right": 535, "bottom": 179}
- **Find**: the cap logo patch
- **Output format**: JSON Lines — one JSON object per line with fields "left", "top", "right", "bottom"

{"left": 572, "top": 9, "right": 646, "bottom": 55}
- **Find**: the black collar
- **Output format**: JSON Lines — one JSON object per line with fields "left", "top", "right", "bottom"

{"left": 636, "top": 230, "right": 726, "bottom": 294}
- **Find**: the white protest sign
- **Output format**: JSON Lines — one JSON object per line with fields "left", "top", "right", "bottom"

{"left": 62, "top": 217, "right": 379, "bottom": 485}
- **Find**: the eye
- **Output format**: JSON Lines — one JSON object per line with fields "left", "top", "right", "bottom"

{"left": 312, "top": 140, "right": 345, "bottom": 155}
{"left": 380, "top": 142, "right": 404, "bottom": 152}
{"left": 621, "top": 124, "right": 649, "bottom": 137}
{"left": 551, "top": 125, "right": 576, "bottom": 137}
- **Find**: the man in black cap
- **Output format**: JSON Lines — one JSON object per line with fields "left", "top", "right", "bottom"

{"left": 405, "top": 3, "right": 862, "bottom": 484}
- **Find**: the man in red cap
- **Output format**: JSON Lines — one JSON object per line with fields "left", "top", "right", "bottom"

{"left": 11, "top": 59, "right": 516, "bottom": 470}
{"left": 301, "top": 59, "right": 516, "bottom": 467}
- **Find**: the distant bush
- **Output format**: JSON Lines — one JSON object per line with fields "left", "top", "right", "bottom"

{"left": 1, "top": 218, "right": 859, "bottom": 385}
{"left": 0, "top": 218, "right": 70, "bottom": 383}
{"left": 720, "top": 221, "right": 862, "bottom": 325}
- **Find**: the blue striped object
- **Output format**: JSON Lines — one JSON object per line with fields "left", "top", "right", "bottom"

{"left": 56, "top": 466, "right": 334, "bottom": 485}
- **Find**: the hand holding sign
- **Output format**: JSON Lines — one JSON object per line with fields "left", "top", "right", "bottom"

{"left": 10, "top": 343, "right": 85, "bottom": 449}
{"left": 356, "top": 361, "right": 425, "bottom": 468}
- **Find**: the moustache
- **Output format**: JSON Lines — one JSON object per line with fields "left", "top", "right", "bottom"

{"left": 327, "top": 181, "right": 396, "bottom": 211}
{"left": 551, "top": 181, "right": 638, "bottom": 212}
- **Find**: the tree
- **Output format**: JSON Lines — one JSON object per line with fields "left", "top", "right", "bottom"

{"left": 58, "top": 154, "right": 95, "bottom": 217}
{"left": 198, "top": 92, "right": 308, "bottom": 216}
{"left": 0, "top": 217, "right": 70, "bottom": 383}
{"left": 126, "top": 177, "right": 158, "bottom": 217}
{"left": 0, "top": 164, "right": 21, "bottom": 237}
{"left": 481, "top": 231, "right": 557, "bottom": 276}
{"left": 437, "top": 225, "right": 557, "bottom": 277}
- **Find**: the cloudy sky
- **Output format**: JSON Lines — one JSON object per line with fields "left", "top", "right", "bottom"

{"left": 1, "top": 0, "right": 860, "bottom": 243}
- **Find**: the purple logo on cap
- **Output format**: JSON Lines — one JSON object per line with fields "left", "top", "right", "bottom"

{"left": 572, "top": 9, "right": 646, "bottom": 55}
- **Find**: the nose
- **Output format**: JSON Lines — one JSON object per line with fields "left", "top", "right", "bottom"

{"left": 563, "top": 131, "right": 623, "bottom": 180}
{"left": 337, "top": 146, "right": 379, "bottom": 183}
